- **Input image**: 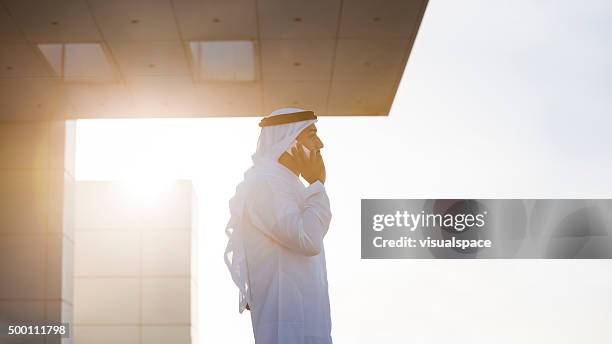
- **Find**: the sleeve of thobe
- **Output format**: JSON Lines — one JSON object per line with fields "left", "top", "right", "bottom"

{"left": 246, "top": 178, "right": 332, "bottom": 256}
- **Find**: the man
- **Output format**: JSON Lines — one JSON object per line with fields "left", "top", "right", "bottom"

{"left": 224, "top": 107, "right": 333, "bottom": 344}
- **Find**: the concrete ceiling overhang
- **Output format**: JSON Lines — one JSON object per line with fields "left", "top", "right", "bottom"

{"left": 0, "top": 0, "right": 428, "bottom": 121}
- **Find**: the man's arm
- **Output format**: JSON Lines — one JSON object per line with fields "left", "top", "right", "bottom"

{"left": 246, "top": 177, "right": 332, "bottom": 256}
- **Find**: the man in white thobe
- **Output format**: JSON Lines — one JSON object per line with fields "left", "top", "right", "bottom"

{"left": 224, "top": 108, "right": 333, "bottom": 344}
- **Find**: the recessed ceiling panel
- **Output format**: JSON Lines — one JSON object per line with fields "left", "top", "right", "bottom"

{"left": 261, "top": 39, "right": 335, "bottom": 81}
{"left": 63, "top": 44, "right": 115, "bottom": 81}
{"left": 0, "top": 43, "right": 52, "bottom": 77}
{"left": 0, "top": 6, "right": 24, "bottom": 43}
{"left": 38, "top": 44, "right": 63, "bottom": 75}
{"left": 339, "top": 0, "right": 426, "bottom": 38}
{"left": 88, "top": 0, "right": 179, "bottom": 41}
{"left": 328, "top": 79, "right": 395, "bottom": 115}
{"left": 190, "top": 41, "right": 256, "bottom": 81}
{"left": 4, "top": 0, "right": 101, "bottom": 42}
{"left": 258, "top": 0, "right": 342, "bottom": 39}
{"left": 65, "top": 83, "right": 134, "bottom": 118}
{"left": 110, "top": 41, "right": 189, "bottom": 76}
{"left": 174, "top": 0, "right": 258, "bottom": 40}
{"left": 38, "top": 43, "right": 117, "bottom": 82}
{"left": 195, "top": 82, "right": 262, "bottom": 116}
{"left": 0, "top": 78, "right": 71, "bottom": 120}
{"left": 333, "top": 39, "right": 409, "bottom": 81}
{"left": 263, "top": 81, "right": 329, "bottom": 115}
{"left": 126, "top": 76, "right": 198, "bottom": 115}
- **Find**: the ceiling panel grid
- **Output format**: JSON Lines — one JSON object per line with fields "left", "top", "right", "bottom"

{"left": 0, "top": 0, "right": 428, "bottom": 120}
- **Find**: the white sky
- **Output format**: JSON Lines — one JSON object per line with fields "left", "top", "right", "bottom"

{"left": 76, "top": 1, "right": 612, "bottom": 343}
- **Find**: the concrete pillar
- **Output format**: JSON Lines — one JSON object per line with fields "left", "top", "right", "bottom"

{"left": 73, "top": 180, "right": 198, "bottom": 344}
{"left": 0, "top": 120, "right": 76, "bottom": 344}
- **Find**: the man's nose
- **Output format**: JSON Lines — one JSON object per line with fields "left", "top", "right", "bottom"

{"left": 316, "top": 137, "right": 324, "bottom": 150}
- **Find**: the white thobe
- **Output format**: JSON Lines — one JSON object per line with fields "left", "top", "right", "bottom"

{"left": 241, "top": 162, "right": 333, "bottom": 344}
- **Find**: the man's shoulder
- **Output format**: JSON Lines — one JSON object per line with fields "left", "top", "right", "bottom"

{"left": 245, "top": 171, "right": 295, "bottom": 196}
{"left": 246, "top": 171, "right": 273, "bottom": 185}
{"left": 247, "top": 169, "right": 287, "bottom": 185}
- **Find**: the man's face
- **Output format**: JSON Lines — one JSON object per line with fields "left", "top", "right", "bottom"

{"left": 296, "top": 124, "right": 324, "bottom": 152}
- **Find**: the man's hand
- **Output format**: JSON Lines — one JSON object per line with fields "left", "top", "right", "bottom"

{"left": 292, "top": 142, "right": 326, "bottom": 184}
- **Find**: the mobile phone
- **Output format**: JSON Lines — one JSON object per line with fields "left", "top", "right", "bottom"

{"left": 286, "top": 140, "right": 311, "bottom": 158}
